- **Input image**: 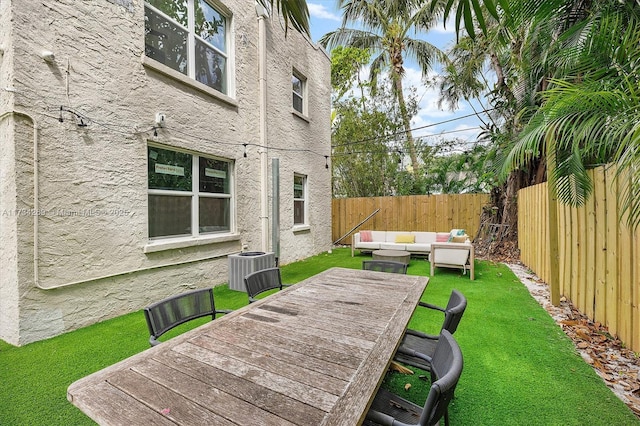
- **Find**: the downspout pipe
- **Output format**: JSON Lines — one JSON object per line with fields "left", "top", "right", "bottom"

{"left": 0, "top": 110, "right": 40, "bottom": 289}
{"left": 272, "top": 158, "right": 280, "bottom": 265}
{"left": 256, "top": 3, "right": 269, "bottom": 253}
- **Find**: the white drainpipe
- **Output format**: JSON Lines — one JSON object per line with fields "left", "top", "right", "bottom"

{"left": 256, "top": 3, "right": 269, "bottom": 252}
{"left": 0, "top": 111, "right": 41, "bottom": 288}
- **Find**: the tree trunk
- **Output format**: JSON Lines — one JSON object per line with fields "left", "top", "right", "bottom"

{"left": 475, "top": 170, "right": 527, "bottom": 261}
{"left": 392, "top": 72, "right": 420, "bottom": 173}
{"left": 501, "top": 170, "right": 521, "bottom": 242}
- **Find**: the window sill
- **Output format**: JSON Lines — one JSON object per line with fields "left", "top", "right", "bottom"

{"left": 293, "top": 225, "right": 311, "bottom": 233}
{"left": 144, "top": 233, "right": 241, "bottom": 253}
{"left": 142, "top": 56, "right": 238, "bottom": 108}
{"left": 292, "top": 109, "right": 310, "bottom": 122}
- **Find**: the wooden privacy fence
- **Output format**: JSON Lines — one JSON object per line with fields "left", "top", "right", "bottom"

{"left": 332, "top": 194, "right": 489, "bottom": 244}
{"left": 518, "top": 165, "right": 640, "bottom": 352}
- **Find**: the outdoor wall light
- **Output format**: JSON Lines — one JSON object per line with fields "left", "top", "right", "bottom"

{"left": 255, "top": 3, "right": 269, "bottom": 18}
{"left": 40, "top": 50, "right": 55, "bottom": 63}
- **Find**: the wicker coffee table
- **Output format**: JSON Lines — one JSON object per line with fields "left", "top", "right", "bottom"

{"left": 372, "top": 249, "right": 411, "bottom": 265}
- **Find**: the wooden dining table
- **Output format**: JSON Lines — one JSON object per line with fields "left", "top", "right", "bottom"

{"left": 67, "top": 267, "right": 429, "bottom": 425}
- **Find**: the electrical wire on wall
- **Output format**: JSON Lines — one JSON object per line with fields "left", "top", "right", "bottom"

{"left": 49, "top": 105, "right": 332, "bottom": 164}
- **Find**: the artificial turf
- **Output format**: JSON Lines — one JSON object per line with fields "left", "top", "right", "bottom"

{"left": 0, "top": 248, "right": 637, "bottom": 425}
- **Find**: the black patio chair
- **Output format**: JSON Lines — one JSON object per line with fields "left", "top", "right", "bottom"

{"left": 394, "top": 289, "right": 467, "bottom": 372}
{"left": 362, "top": 260, "right": 408, "bottom": 274}
{"left": 364, "top": 330, "right": 463, "bottom": 426}
{"left": 144, "top": 288, "right": 231, "bottom": 346}
{"left": 243, "top": 267, "right": 292, "bottom": 303}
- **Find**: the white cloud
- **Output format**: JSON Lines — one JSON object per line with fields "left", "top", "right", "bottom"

{"left": 432, "top": 17, "right": 457, "bottom": 34}
{"left": 308, "top": 3, "right": 341, "bottom": 22}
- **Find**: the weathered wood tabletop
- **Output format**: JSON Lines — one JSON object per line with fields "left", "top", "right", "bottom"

{"left": 67, "top": 267, "right": 428, "bottom": 425}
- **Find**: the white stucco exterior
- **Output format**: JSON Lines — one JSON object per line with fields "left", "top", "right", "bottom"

{"left": 0, "top": 0, "right": 331, "bottom": 345}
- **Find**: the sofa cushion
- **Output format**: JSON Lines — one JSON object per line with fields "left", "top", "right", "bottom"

{"left": 395, "top": 234, "right": 415, "bottom": 243}
{"left": 380, "top": 243, "right": 407, "bottom": 250}
{"left": 436, "top": 232, "right": 450, "bottom": 242}
{"left": 409, "top": 243, "right": 431, "bottom": 252}
{"left": 358, "top": 242, "right": 382, "bottom": 250}
{"left": 360, "top": 230, "right": 373, "bottom": 242}
{"left": 412, "top": 232, "right": 437, "bottom": 244}
{"left": 385, "top": 232, "right": 404, "bottom": 243}
{"left": 451, "top": 235, "right": 469, "bottom": 243}
{"left": 371, "top": 231, "right": 387, "bottom": 242}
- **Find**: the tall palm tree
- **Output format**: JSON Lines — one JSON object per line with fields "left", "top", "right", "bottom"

{"left": 319, "top": 0, "right": 448, "bottom": 174}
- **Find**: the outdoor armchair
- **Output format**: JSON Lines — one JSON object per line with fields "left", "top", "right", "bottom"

{"left": 394, "top": 289, "right": 467, "bottom": 372}
{"left": 364, "top": 330, "right": 463, "bottom": 426}
{"left": 143, "top": 288, "right": 231, "bottom": 346}
{"left": 362, "top": 260, "right": 408, "bottom": 274}
{"left": 243, "top": 267, "right": 292, "bottom": 303}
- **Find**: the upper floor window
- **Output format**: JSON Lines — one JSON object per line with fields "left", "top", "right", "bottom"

{"left": 294, "top": 174, "right": 307, "bottom": 225}
{"left": 145, "top": 0, "right": 228, "bottom": 94}
{"left": 292, "top": 71, "right": 306, "bottom": 114}
{"left": 148, "top": 145, "right": 234, "bottom": 239}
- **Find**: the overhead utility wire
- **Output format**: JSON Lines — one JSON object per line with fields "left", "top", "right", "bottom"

{"left": 332, "top": 138, "right": 490, "bottom": 157}
{"left": 331, "top": 108, "right": 496, "bottom": 149}
{"left": 331, "top": 127, "right": 484, "bottom": 155}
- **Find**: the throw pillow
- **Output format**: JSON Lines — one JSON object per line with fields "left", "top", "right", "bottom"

{"left": 436, "top": 232, "right": 450, "bottom": 242}
{"left": 360, "top": 230, "right": 373, "bottom": 242}
{"left": 448, "top": 229, "right": 466, "bottom": 242}
{"left": 452, "top": 235, "right": 468, "bottom": 243}
{"left": 395, "top": 234, "right": 415, "bottom": 244}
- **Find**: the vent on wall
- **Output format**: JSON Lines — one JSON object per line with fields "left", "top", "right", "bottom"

{"left": 228, "top": 252, "right": 276, "bottom": 292}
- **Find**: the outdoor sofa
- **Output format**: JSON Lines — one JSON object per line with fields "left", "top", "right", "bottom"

{"left": 351, "top": 229, "right": 468, "bottom": 256}
{"left": 352, "top": 228, "right": 475, "bottom": 279}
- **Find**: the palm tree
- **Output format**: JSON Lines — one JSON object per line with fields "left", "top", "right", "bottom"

{"left": 319, "top": 0, "right": 448, "bottom": 174}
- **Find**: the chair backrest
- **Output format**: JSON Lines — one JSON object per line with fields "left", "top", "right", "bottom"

{"left": 441, "top": 289, "right": 467, "bottom": 335}
{"left": 362, "top": 260, "right": 408, "bottom": 274}
{"left": 144, "top": 288, "right": 215, "bottom": 346}
{"left": 420, "top": 330, "right": 464, "bottom": 426}
{"left": 244, "top": 267, "right": 283, "bottom": 302}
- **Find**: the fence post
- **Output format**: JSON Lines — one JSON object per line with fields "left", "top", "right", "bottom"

{"left": 547, "top": 138, "right": 561, "bottom": 306}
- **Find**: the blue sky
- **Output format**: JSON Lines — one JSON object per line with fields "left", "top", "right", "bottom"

{"left": 306, "top": 1, "right": 487, "bottom": 152}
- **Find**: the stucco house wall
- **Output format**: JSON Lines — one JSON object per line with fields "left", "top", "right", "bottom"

{"left": 0, "top": 0, "right": 331, "bottom": 345}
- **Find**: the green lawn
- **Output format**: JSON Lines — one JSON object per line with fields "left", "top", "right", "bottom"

{"left": 1, "top": 248, "right": 637, "bottom": 425}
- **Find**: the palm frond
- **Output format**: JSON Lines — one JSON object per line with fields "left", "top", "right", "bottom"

{"left": 368, "top": 54, "right": 387, "bottom": 95}
{"left": 338, "top": 0, "right": 389, "bottom": 32}
{"left": 551, "top": 143, "right": 592, "bottom": 207}
{"left": 319, "top": 28, "right": 382, "bottom": 52}
{"left": 616, "top": 122, "right": 640, "bottom": 229}
{"left": 258, "top": 0, "right": 309, "bottom": 36}
{"left": 404, "top": 38, "right": 448, "bottom": 77}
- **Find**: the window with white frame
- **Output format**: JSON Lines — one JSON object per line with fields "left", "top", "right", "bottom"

{"left": 292, "top": 71, "right": 306, "bottom": 114}
{"left": 144, "top": 0, "right": 229, "bottom": 94}
{"left": 293, "top": 174, "right": 307, "bottom": 225}
{"left": 148, "top": 145, "right": 233, "bottom": 239}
